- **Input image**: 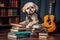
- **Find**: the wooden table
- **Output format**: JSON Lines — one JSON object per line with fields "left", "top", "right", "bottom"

{"left": 17, "top": 38, "right": 39, "bottom": 40}
{"left": 0, "top": 24, "right": 12, "bottom": 40}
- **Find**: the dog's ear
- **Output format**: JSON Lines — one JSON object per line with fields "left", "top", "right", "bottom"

{"left": 22, "top": 7, "right": 26, "bottom": 12}
{"left": 34, "top": 4, "right": 39, "bottom": 11}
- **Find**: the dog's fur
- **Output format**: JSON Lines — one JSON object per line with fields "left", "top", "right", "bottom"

{"left": 21, "top": 2, "right": 39, "bottom": 27}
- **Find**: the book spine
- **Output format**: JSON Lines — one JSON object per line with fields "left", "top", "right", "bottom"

{"left": 8, "top": 9, "right": 12, "bottom": 16}
{"left": 0, "top": 3, "right": 4, "bottom": 7}
{"left": 11, "top": 0, "right": 18, "bottom": 7}
{"left": 1, "top": 9, "right": 6, "bottom": 16}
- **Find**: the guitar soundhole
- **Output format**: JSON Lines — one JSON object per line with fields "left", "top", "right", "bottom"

{"left": 49, "top": 21, "right": 51, "bottom": 25}
{"left": 47, "top": 19, "right": 51, "bottom": 25}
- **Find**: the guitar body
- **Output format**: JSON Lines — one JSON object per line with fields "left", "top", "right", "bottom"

{"left": 43, "top": 15, "right": 56, "bottom": 32}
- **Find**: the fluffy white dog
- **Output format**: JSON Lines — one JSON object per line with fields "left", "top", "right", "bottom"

{"left": 21, "top": 2, "right": 40, "bottom": 29}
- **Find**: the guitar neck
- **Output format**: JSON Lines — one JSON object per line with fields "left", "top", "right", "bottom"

{"left": 49, "top": 3, "right": 52, "bottom": 15}
{"left": 49, "top": 0, "right": 55, "bottom": 15}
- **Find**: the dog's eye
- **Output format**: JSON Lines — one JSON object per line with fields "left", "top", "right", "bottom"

{"left": 27, "top": 8, "right": 29, "bottom": 9}
{"left": 31, "top": 7, "right": 34, "bottom": 8}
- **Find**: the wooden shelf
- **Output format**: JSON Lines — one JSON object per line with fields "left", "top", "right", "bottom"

{"left": 0, "top": 24, "right": 12, "bottom": 30}
{"left": 0, "top": 15, "right": 20, "bottom": 18}
{"left": 0, "top": 24, "right": 11, "bottom": 26}
{"left": 0, "top": 7, "right": 20, "bottom": 9}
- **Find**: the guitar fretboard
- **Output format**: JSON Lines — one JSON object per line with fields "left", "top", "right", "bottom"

{"left": 49, "top": 3, "right": 52, "bottom": 15}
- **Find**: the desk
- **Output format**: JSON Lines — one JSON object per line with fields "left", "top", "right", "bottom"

{"left": 17, "top": 38, "right": 39, "bottom": 40}
{"left": 0, "top": 24, "right": 12, "bottom": 40}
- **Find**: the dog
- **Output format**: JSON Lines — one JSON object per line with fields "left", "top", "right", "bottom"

{"left": 21, "top": 2, "right": 44, "bottom": 33}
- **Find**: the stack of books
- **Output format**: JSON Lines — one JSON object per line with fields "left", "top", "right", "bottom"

{"left": 39, "top": 33, "right": 48, "bottom": 40}
{"left": 8, "top": 27, "right": 31, "bottom": 40}
{"left": 10, "top": 25, "right": 27, "bottom": 32}
{"left": 8, "top": 32, "right": 17, "bottom": 40}
{"left": 10, "top": 27, "right": 19, "bottom": 32}
{"left": 8, "top": 26, "right": 19, "bottom": 40}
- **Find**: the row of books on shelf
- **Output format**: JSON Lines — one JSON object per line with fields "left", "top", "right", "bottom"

{"left": 0, "top": 9, "right": 18, "bottom": 16}
{"left": 0, "top": 0, "right": 18, "bottom": 7}
{"left": 11, "top": 0, "right": 18, "bottom": 7}
{"left": 0, "top": 17, "right": 19, "bottom": 25}
{"left": 0, "top": 9, "right": 19, "bottom": 24}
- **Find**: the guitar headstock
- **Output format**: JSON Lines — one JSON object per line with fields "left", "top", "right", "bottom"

{"left": 50, "top": 0, "right": 55, "bottom": 4}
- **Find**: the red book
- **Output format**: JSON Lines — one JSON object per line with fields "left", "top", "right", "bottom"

{"left": 11, "top": 0, "right": 18, "bottom": 7}
{"left": 1, "top": 9, "right": 6, "bottom": 16}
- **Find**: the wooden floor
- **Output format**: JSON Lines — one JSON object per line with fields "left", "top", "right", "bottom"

{"left": 47, "top": 34, "right": 60, "bottom": 40}
{"left": 16, "top": 34, "right": 60, "bottom": 40}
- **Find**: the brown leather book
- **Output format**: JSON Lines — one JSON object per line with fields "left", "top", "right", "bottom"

{"left": 8, "top": 9, "right": 12, "bottom": 16}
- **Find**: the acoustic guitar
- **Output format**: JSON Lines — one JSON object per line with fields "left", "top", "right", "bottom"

{"left": 43, "top": 0, "right": 56, "bottom": 32}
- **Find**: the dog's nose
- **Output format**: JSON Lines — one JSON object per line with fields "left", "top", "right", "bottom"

{"left": 30, "top": 9, "right": 31, "bottom": 10}
{"left": 30, "top": 8, "right": 32, "bottom": 11}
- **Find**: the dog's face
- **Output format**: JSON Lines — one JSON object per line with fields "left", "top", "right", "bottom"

{"left": 25, "top": 6, "right": 36, "bottom": 14}
{"left": 22, "top": 2, "right": 39, "bottom": 14}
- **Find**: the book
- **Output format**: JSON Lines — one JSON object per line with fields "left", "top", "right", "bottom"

{"left": 11, "top": 0, "right": 18, "bottom": 7}
{"left": 0, "top": 3, "right": 4, "bottom": 7}
{"left": 8, "top": 32, "right": 17, "bottom": 40}
{"left": 1, "top": 9, "right": 6, "bottom": 16}
{"left": 8, "top": 9, "right": 12, "bottom": 16}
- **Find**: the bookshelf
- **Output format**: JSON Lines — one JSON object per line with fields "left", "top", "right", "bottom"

{"left": 0, "top": 0, "right": 20, "bottom": 24}
{"left": 0, "top": 0, "right": 20, "bottom": 40}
